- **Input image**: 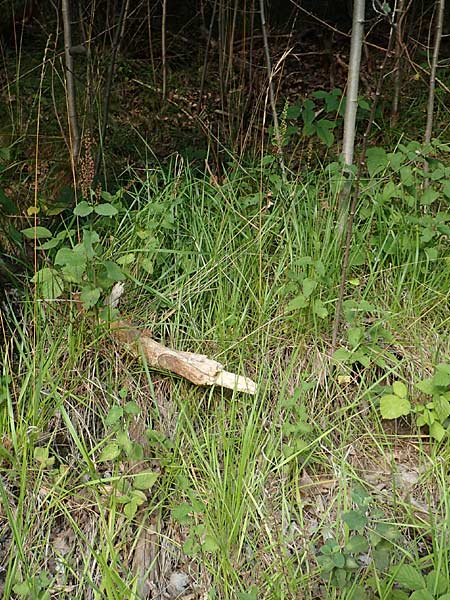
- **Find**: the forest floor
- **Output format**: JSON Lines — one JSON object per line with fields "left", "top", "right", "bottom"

{"left": 1, "top": 23, "right": 450, "bottom": 600}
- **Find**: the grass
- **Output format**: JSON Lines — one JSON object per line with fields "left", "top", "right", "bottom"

{"left": 1, "top": 157, "right": 450, "bottom": 600}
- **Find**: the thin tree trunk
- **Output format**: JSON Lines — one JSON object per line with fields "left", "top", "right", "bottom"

{"left": 62, "top": 0, "right": 80, "bottom": 161}
{"left": 341, "top": 0, "right": 365, "bottom": 167}
{"left": 161, "top": 0, "right": 167, "bottom": 100}
{"left": 331, "top": 19, "right": 396, "bottom": 355}
{"left": 259, "top": 0, "right": 286, "bottom": 180}
{"left": 95, "top": 0, "right": 130, "bottom": 177}
{"left": 391, "top": 0, "right": 407, "bottom": 124}
{"left": 424, "top": 0, "right": 445, "bottom": 145}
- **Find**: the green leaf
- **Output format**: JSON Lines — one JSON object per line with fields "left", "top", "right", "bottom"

{"left": 426, "top": 570, "right": 448, "bottom": 595}
{"left": 302, "top": 278, "right": 317, "bottom": 298}
{"left": 32, "top": 268, "right": 64, "bottom": 299}
{"left": 133, "top": 471, "right": 159, "bottom": 490}
{"left": 171, "top": 503, "right": 193, "bottom": 524}
{"left": 94, "top": 203, "right": 118, "bottom": 216}
{"left": 117, "top": 431, "right": 133, "bottom": 455}
{"left": 316, "top": 119, "right": 335, "bottom": 147}
{"left": 73, "top": 201, "right": 93, "bottom": 216}
{"left": 366, "top": 147, "right": 388, "bottom": 177}
{"left": 394, "top": 565, "right": 426, "bottom": 591}
{"left": 419, "top": 188, "right": 439, "bottom": 206}
{"left": 98, "top": 442, "right": 121, "bottom": 462}
{"left": 203, "top": 534, "right": 219, "bottom": 553}
{"left": 237, "top": 588, "right": 258, "bottom": 600}
{"left": 393, "top": 381, "right": 408, "bottom": 399}
{"left": 55, "top": 247, "right": 87, "bottom": 283}
{"left": 124, "top": 400, "right": 140, "bottom": 415}
{"left": 434, "top": 364, "right": 450, "bottom": 388}
{"left": 346, "top": 535, "right": 369, "bottom": 554}
{"left": 380, "top": 394, "right": 411, "bottom": 419}
{"left": 343, "top": 510, "right": 367, "bottom": 531}
{"left": 124, "top": 500, "right": 138, "bottom": 519}
{"left": 313, "top": 299, "right": 328, "bottom": 319}
{"left": 105, "top": 405, "right": 123, "bottom": 426}
{"left": 416, "top": 378, "right": 435, "bottom": 395}
{"left": 434, "top": 395, "right": 450, "bottom": 422}
{"left": 103, "top": 260, "right": 125, "bottom": 281}
{"left": 331, "top": 552, "right": 346, "bottom": 568}
{"left": 183, "top": 536, "right": 200, "bottom": 556}
{"left": 429, "top": 421, "right": 446, "bottom": 442}
{"left": 348, "top": 327, "right": 363, "bottom": 348}
{"left": 286, "top": 294, "right": 308, "bottom": 312}
{"left": 80, "top": 287, "right": 101, "bottom": 309}
{"left": 409, "top": 590, "right": 434, "bottom": 600}
{"left": 130, "top": 489, "right": 147, "bottom": 505}
{"left": 21, "top": 226, "right": 53, "bottom": 239}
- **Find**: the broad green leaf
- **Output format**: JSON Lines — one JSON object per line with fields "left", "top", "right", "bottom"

{"left": 117, "top": 431, "right": 133, "bottom": 455}
{"left": 104, "top": 260, "right": 125, "bottom": 281}
{"left": 286, "top": 104, "right": 301, "bottom": 119}
{"left": 380, "top": 394, "right": 411, "bottom": 419}
{"left": 343, "top": 510, "right": 367, "bottom": 530}
{"left": 182, "top": 536, "right": 200, "bottom": 556}
{"left": 80, "top": 287, "right": 101, "bottom": 309}
{"left": 130, "top": 489, "right": 147, "bottom": 504}
{"left": 434, "top": 364, "right": 450, "bottom": 388}
{"left": 426, "top": 570, "right": 448, "bottom": 595}
{"left": 124, "top": 401, "right": 140, "bottom": 415}
{"left": 348, "top": 327, "right": 362, "bottom": 348}
{"left": 399, "top": 166, "right": 414, "bottom": 186}
{"left": 313, "top": 299, "right": 328, "bottom": 319}
{"left": 105, "top": 405, "right": 123, "bottom": 425}
{"left": 394, "top": 565, "right": 426, "bottom": 591}
{"left": 286, "top": 294, "right": 308, "bottom": 312}
{"left": 419, "top": 188, "right": 439, "bottom": 206}
{"left": 434, "top": 395, "right": 450, "bottom": 422}
{"left": 302, "top": 278, "right": 317, "bottom": 298}
{"left": 203, "top": 534, "right": 219, "bottom": 553}
{"left": 346, "top": 535, "right": 369, "bottom": 553}
{"left": 133, "top": 471, "right": 159, "bottom": 490}
{"left": 98, "top": 442, "right": 121, "bottom": 462}
{"left": 32, "top": 268, "right": 64, "bottom": 299}
{"left": 94, "top": 203, "right": 118, "bottom": 216}
{"left": 331, "top": 552, "right": 346, "bottom": 568}
{"left": 429, "top": 421, "right": 446, "bottom": 442}
{"left": 416, "top": 378, "right": 435, "bottom": 395}
{"left": 333, "top": 348, "right": 352, "bottom": 362}
{"left": 21, "top": 226, "right": 53, "bottom": 239}
{"left": 73, "top": 201, "right": 93, "bottom": 217}
{"left": 366, "top": 147, "right": 388, "bottom": 177}
{"left": 393, "top": 381, "right": 408, "bottom": 399}
{"left": 316, "top": 119, "right": 335, "bottom": 147}
{"left": 442, "top": 180, "right": 450, "bottom": 199}
{"left": 409, "top": 590, "right": 433, "bottom": 600}
{"left": 171, "top": 503, "right": 193, "bottom": 524}
{"left": 124, "top": 500, "right": 138, "bottom": 519}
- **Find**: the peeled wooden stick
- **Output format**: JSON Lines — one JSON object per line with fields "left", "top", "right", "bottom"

{"left": 110, "top": 321, "right": 256, "bottom": 395}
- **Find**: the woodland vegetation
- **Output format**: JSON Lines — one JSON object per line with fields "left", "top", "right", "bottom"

{"left": 1, "top": 0, "right": 450, "bottom": 598}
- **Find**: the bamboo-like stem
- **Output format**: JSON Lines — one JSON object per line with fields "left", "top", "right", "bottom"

{"left": 331, "top": 19, "right": 396, "bottom": 355}
{"left": 424, "top": 0, "right": 445, "bottom": 145}
{"left": 259, "top": 0, "right": 286, "bottom": 181}
{"left": 391, "top": 0, "right": 407, "bottom": 123}
{"left": 95, "top": 0, "right": 130, "bottom": 177}
{"left": 62, "top": 0, "right": 80, "bottom": 161}
{"left": 161, "top": 0, "right": 167, "bottom": 100}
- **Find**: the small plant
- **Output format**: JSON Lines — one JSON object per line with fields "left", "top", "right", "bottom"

{"left": 279, "top": 256, "right": 329, "bottom": 322}
{"left": 333, "top": 299, "right": 395, "bottom": 370}
{"left": 379, "top": 364, "right": 450, "bottom": 441}
{"left": 171, "top": 490, "right": 219, "bottom": 556}
{"left": 281, "top": 381, "right": 315, "bottom": 458}
{"left": 317, "top": 485, "right": 401, "bottom": 595}
{"left": 23, "top": 189, "right": 125, "bottom": 312}
{"left": 384, "top": 565, "right": 450, "bottom": 599}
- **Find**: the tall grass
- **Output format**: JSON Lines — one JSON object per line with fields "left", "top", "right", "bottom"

{"left": 1, "top": 160, "right": 450, "bottom": 598}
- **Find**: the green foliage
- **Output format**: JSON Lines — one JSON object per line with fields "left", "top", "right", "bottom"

{"left": 379, "top": 365, "right": 450, "bottom": 441}
{"left": 278, "top": 256, "right": 329, "bottom": 322}
{"left": 281, "top": 382, "right": 315, "bottom": 458}
{"left": 333, "top": 299, "right": 395, "bottom": 370}
{"left": 317, "top": 485, "right": 402, "bottom": 593}
{"left": 26, "top": 189, "right": 124, "bottom": 310}
{"left": 13, "top": 571, "right": 51, "bottom": 599}
{"left": 280, "top": 89, "right": 372, "bottom": 148}
{"left": 171, "top": 489, "right": 219, "bottom": 556}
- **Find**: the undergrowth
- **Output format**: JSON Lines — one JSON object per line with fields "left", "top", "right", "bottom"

{"left": 1, "top": 155, "right": 450, "bottom": 599}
